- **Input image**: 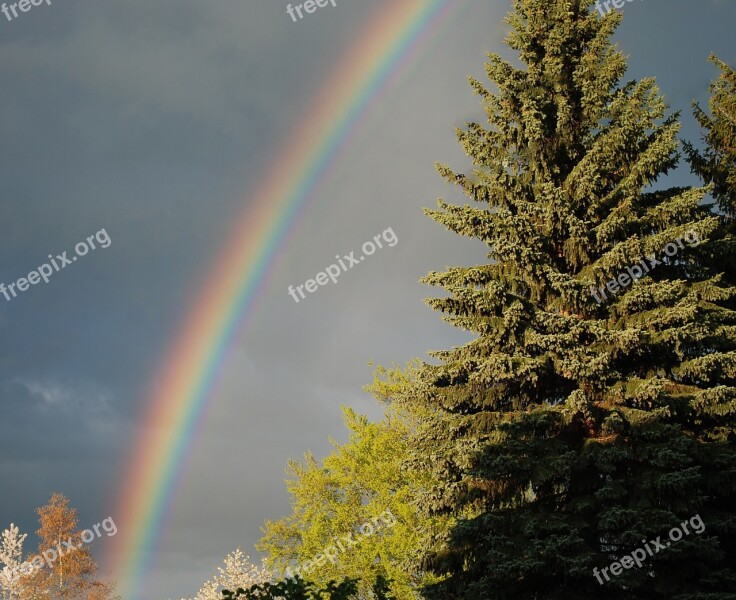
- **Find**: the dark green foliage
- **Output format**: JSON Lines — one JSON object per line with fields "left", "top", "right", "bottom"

{"left": 382, "top": 0, "right": 736, "bottom": 598}
{"left": 221, "top": 575, "right": 396, "bottom": 600}
{"left": 371, "top": 575, "right": 397, "bottom": 600}
{"left": 221, "top": 576, "right": 358, "bottom": 600}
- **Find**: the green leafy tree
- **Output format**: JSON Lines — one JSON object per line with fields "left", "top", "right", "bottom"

{"left": 259, "top": 379, "right": 450, "bottom": 600}
{"left": 378, "top": 1, "right": 736, "bottom": 598}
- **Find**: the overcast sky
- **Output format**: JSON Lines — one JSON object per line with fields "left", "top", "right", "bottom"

{"left": 0, "top": 0, "right": 733, "bottom": 598}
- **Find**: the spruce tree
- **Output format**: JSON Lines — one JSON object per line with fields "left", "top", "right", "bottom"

{"left": 383, "top": 1, "right": 736, "bottom": 598}
{"left": 684, "top": 56, "right": 736, "bottom": 288}
{"left": 685, "top": 55, "right": 736, "bottom": 218}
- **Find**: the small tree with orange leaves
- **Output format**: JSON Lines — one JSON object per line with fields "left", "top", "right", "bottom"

{"left": 20, "top": 493, "right": 117, "bottom": 600}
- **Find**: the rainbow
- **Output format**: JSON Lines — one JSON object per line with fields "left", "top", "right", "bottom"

{"left": 109, "top": 0, "right": 463, "bottom": 597}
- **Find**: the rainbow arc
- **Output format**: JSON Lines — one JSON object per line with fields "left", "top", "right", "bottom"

{"left": 108, "top": 2, "right": 465, "bottom": 597}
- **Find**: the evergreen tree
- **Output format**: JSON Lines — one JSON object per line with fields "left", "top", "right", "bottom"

{"left": 381, "top": 1, "right": 736, "bottom": 598}
{"left": 683, "top": 56, "right": 736, "bottom": 287}
{"left": 684, "top": 55, "right": 736, "bottom": 217}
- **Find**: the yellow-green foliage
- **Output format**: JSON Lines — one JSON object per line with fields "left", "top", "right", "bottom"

{"left": 258, "top": 366, "right": 450, "bottom": 600}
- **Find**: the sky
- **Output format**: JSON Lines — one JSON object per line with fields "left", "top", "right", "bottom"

{"left": 0, "top": 0, "right": 733, "bottom": 598}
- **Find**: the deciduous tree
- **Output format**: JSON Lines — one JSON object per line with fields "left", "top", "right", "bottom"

{"left": 23, "top": 493, "right": 117, "bottom": 600}
{"left": 185, "top": 548, "right": 271, "bottom": 600}
{"left": 0, "top": 523, "right": 27, "bottom": 600}
{"left": 259, "top": 386, "right": 450, "bottom": 599}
